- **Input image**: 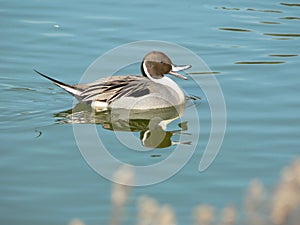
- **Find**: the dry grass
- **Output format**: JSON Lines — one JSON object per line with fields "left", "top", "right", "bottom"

{"left": 69, "top": 158, "right": 300, "bottom": 225}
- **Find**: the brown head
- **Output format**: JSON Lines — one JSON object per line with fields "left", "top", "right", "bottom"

{"left": 141, "top": 51, "right": 191, "bottom": 80}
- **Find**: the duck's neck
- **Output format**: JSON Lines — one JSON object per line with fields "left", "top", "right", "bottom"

{"left": 142, "top": 62, "right": 185, "bottom": 102}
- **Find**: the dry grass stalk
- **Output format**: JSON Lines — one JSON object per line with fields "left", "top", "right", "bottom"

{"left": 271, "top": 159, "right": 300, "bottom": 225}
{"left": 137, "top": 196, "right": 159, "bottom": 225}
{"left": 68, "top": 218, "right": 86, "bottom": 225}
{"left": 154, "top": 204, "right": 176, "bottom": 225}
{"left": 137, "top": 196, "right": 176, "bottom": 225}
{"left": 110, "top": 165, "right": 135, "bottom": 225}
{"left": 219, "top": 205, "right": 237, "bottom": 225}
{"left": 193, "top": 204, "right": 215, "bottom": 225}
{"left": 244, "top": 179, "right": 266, "bottom": 225}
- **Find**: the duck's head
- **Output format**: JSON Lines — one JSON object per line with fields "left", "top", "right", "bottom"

{"left": 141, "top": 51, "right": 191, "bottom": 80}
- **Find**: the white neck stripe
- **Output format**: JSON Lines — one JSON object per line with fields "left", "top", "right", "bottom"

{"left": 142, "top": 61, "right": 152, "bottom": 80}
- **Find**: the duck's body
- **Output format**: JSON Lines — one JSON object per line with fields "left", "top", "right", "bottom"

{"left": 35, "top": 51, "right": 191, "bottom": 111}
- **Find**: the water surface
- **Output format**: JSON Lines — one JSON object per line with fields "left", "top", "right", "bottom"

{"left": 1, "top": 0, "right": 300, "bottom": 224}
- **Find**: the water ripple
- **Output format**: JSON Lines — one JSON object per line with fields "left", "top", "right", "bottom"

{"left": 280, "top": 16, "right": 300, "bottom": 20}
{"left": 218, "top": 6, "right": 241, "bottom": 11}
{"left": 42, "top": 32, "right": 74, "bottom": 37}
{"left": 264, "top": 33, "right": 300, "bottom": 37}
{"left": 280, "top": 3, "right": 300, "bottom": 7}
{"left": 235, "top": 61, "right": 285, "bottom": 64}
{"left": 260, "top": 21, "right": 281, "bottom": 25}
{"left": 20, "top": 19, "right": 55, "bottom": 24}
{"left": 269, "top": 54, "right": 298, "bottom": 57}
{"left": 188, "top": 71, "right": 220, "bottom": 75}
{"left": 219, "top": 27, "right": 252, "bottom": 32}
{"left": 247, "top": 8, "right": 282, "bottom": 13}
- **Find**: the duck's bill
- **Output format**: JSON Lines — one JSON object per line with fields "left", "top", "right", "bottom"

{"left": 169, "top": 64, "right": 191, "bottom": 80}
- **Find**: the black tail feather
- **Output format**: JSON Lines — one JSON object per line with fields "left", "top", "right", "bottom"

{"left": 34, "top": 69, "right": 73, "bottom": 88}
{"left": 34, "top": 69, "right": 81, "bottom": 97}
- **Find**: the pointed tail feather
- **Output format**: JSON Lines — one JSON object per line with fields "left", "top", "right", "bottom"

{"left": 34, "top": 69, "right": 82, "bottom": 97}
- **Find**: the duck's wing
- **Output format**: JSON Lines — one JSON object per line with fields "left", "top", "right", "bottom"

{"left": 79, "top": 76, "right": 151, "bottom": 104}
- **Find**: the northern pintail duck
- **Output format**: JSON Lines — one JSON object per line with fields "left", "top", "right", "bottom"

{"left": 35, "top": 51, "right": 191, "bottom": 111}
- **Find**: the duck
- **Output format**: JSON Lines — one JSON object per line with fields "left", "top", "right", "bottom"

{"left": 35, "top": 51, "right": 191, "bottom": 111}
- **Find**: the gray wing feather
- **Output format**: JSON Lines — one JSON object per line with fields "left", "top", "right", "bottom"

{"left": 79, "top": 76, "right": 150, "bottom": 104}
{"left": 107, "top": 82, "right": 147, "bottom": 103}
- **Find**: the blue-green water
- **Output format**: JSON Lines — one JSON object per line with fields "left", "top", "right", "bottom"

{"left": 1, "top": 0, "right": 300, "bottom": 224}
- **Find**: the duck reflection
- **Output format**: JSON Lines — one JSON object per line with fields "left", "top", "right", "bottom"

{"left": 54, "top": 103, "right": 190, "bottom": 148}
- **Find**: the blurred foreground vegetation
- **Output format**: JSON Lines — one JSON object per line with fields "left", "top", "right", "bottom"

{"left": 69, "top": 158, "right": 300, "bottom": 225}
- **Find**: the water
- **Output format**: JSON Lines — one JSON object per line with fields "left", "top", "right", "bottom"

{"left": 1, "top": 0, "right": 300, "bottom": 224}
